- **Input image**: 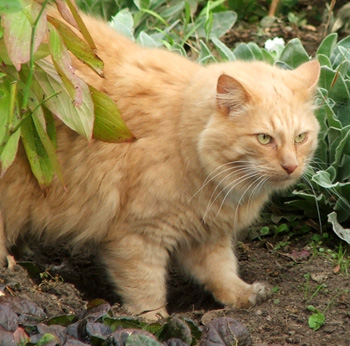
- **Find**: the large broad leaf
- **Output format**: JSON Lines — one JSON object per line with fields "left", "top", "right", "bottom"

{"left": 279, "top": 38, "right": 309, "bottom": 68}
{"left": 328, "top": 212, "right": 350, "bottom": 244}
{"left": 0, "top": 129, "right": 20, "bottom": 177}
{"left": 0, "top": 0, "right": 25, "bottom": 13}
{"left": 192, "top": 11, "right": 237, "bottom": 39}
{"left": 20, "top": 116, "right": 54, "bottom": 188}
{"left": 2, "top": 0, "right": 47, "bottom": 70}
{"left": 316, "top": 33, "right": 338, "bottom": 57}
{"left": 110, "top": 8, "right": 135, "bottom": 41}
{"left": 33, "top": 60, "right": 94, "bottom": 140}
{"left": 200, "top": 317, "right": 252, "bottom": 346}
{"left": 0, "top": 78, "right": 20, "bottom": 175}
{"left": 47, "top": 16, "right": 104, "bottom": 76}
{"left": 211, "top": 37, "right": 235, "bottom": 61}
{"left": 90, "top": 86, "right": 135, "bottom": 143}
{"left": 47, "top": 22, "right": 83, "bottom": 106}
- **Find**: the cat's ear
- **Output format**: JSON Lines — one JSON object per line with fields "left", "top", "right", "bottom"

{"left": 292, "top": 60, "right": 320, "bottom": 91}
{"left": 216, "top": 74, "right": 250, "bottom": 115}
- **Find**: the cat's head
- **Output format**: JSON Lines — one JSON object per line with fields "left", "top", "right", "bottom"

{"left": 198, "top": 60, "right": 320, "bottom": 199}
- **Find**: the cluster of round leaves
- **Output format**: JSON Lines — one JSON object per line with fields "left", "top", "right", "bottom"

{"left": 0, "top": 295, "right": 252, "bottom": 346}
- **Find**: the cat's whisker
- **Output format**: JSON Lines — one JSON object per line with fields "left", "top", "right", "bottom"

{"left": 203, "top": 169, "right": 259, "bottom": 221}
{"left": 247, "top": 175, "right": 269, "bottom": 212}
{"left": 189, "top": 162, "right": 253, "bottom": 202}
{"left": 232, "top": 175, "right": 268, "bottom": 231}
{"left": 202, "top": 170, "right": 260, "bottom": 221}
{"left": 217, "top": 172, "right": 263, "bottom": 217}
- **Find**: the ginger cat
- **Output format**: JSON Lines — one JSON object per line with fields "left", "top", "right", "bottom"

{"left": 0, "top": 10, "right": 320, "bottom": 319}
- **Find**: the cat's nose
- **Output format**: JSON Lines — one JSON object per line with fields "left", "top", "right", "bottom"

{"left": 281, "top": 164, "right": 298, "bottom": 174}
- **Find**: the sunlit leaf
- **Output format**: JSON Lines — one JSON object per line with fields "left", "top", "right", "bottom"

{"left": 110, "top": 9, "right": 135, "bottom": 41}
{"left": 33, "top": 60, "right": 94, "bottom": 140}
{"left": 47, "top": 22, "right": 83, "bottom": 106}
{"left": 2, "top": 0, "right": 47, "bottom": 70}
{"left": 308, "top": 312, "right": 325, "bottom": 331}
{"left": 0, "top": 129, "right": 20, "bottom": 176}
{"left": 328, "top": 212, "right": 350, "bottom": 244}
{"left": 279, "top": 38, "right": 309, "bottom": 68}
{"left": 20, "top": 116, "right": 54, "bottom": 188}
{"left": 90, "top": 86, "right": 135, "bottom": 143}
{"left": 65, "top": 0, "right": 96, "bottom": 49}
{"left": 47, "top": 16, "right": 104, "bottom": 76}
{"left": 0, "top": 0, "right": 25, "bottom": 13}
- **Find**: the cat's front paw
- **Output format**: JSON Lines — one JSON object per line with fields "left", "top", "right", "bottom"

{"left": 248, "top": 282, "right": 272, "bottom": 306}
{"left": 223, "top": 282, "right": 272, "bottom": 310}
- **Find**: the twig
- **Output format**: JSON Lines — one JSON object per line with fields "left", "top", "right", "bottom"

{"left": 323, "top": 0, "right": 337, "bottom": 38}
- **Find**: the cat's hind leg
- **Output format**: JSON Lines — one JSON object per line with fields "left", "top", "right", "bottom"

{"left": 177, "top": 235, "right": 271, "bottom": 309}
{"left": 100, "top": 233, "right": 169, "bottom": 320}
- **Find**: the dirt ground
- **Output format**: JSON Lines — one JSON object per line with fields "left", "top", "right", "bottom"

{"left": 1, "top": 232, "right": 349, "bottom": 345}
{"left": 1, "top": 1, "right": 350, "bottom": 345}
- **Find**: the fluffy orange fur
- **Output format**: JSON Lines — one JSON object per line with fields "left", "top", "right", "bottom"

{"left": 0, "top": 11, "right": 320, "bottom": 319}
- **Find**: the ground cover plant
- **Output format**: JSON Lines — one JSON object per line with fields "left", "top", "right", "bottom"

{"left": 0, "top": 0, "right": 349, "bottom": 345}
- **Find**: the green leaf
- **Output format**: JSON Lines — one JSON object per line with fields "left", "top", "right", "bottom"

{"left": 317, "top": 54, "right": 332, "bottom": 68}
{"left": 2, "top": 0, "right": 47, "bottom": 70}
{"left": 66, "top": 0, "right": 96, "bottom": 50}
{"left": 32, "top": 112, "right": 64, "bottom": 185}
{"left": 211, "top": 37, "right": 235, "bottom": 61}
{"left": 193, "top": 11, "right": 237, "bottom": 39}
{"left": 316, "top": 33, "right": 338, "bottom": 57}
{"left": 198, "top": 40, "right": 216, "bottom": 64}
{"left": 137, "top": 31, "right": 159, "bottom": 47}
{"left": 308, "top": 312, "right": 325, "bottom": 331}
{"left": 46, "top": 314, "right": 76, "bottom": 326}
{"left": 47, "top": 22, "right": 83, "bottom": 106}
{"left": 47, "top": 16, "right": 104, "bottom": 77}
{"left": 20, "top": 116, "right": 54, "bottom": 188}
{"left": 233, "top": 43, "right": 255, "bottom": 61}
{"left": 36, "top": 333, "right": 60, "bottom": 346}
{"left": 0, "top": 129, "right": 20, "bottom": 176}
{"left": 33, "top": 60, "right": 94, "bottom": 140}
{"left": 246, "top": 42, "right": 263, "bottom": 60}
{"left": 158, "top": 318, "right": 192, "bottom": 344}
{"left": 0, "top": 0, "right": 25, "bottom": 13}
{"left": 90, "top": 85, "right": 135, "bottom": 143}
{"left": 279, "top": 38, "right": 309, "bottom": 68}
{"left": 110, "top": 8, "right": 135, "bottom": 41}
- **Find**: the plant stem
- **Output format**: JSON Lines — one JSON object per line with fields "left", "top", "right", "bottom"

{"left": 11, "top": 91, "right": 61, "bottom": 135}
{"left": 21, "top": 0, "right": 50, "bottom": 112}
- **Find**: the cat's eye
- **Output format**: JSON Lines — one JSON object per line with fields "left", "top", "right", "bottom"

{"left": 295, "top": 132, "right": 307, "bottom": 144}
{"left": 257, "top": 133, "right": 272, "bottom": 145}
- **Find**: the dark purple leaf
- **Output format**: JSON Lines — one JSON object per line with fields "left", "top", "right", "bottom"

{"left": 64, "top": 338, "right": 90, "bottom": 346}
{"left": 0, "top": 295, "right": 46, "bottom": 318}
{"left": 163, "top": 338, "right": 190, "bottom": 346}
{"left": 200, "top": 317, "right": 252, "bottom": 346}
{"left": 109, "top": 328, "right": 157, "bottom": 345}
{"left": 86, "top": 322, "right": 111, "bottom": 339}
{"left": 0, "top": 305, "right": 18, "bottom": 331}
{"left": 84, "top": 300, "right": 111, "bottom": 321}
{"left": 0, "top": 325, "right": 15, "bottom": 344}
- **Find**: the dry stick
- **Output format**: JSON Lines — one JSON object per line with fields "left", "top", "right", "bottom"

{"left": 268, "top": 0, "right": 280, "bottom": 17}
{"left": 323, "top": 0, "right": 337, "bottom": 38}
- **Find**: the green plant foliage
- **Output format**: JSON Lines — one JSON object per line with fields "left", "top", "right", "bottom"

{"left": 107, "top": 0, "right": 237, "bottom": 59}
{"left": 0, "top": 0, "right": 134, "bottom": 186}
